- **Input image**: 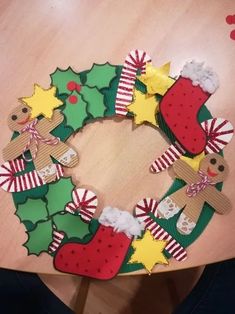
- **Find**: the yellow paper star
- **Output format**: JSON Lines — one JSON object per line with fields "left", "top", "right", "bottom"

{"left": 127, "top": 90, "right": 159, "bottom": 126}
{"left": 180, "top": 152, "right": 205, "bottom": 172}
{"left": 128, "top": 230, "right": 168, "bottom": 274}
{"left": 20, "top": 84, "right": 63, "bottom": 119}
{"left": 138, "top": 62, "right": 175, "bottom": 95}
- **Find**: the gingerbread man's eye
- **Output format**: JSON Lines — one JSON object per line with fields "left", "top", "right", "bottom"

{"left": 210, "top": 158, "right": 217, "bottom": 165}
{"left": 11, "top": 115, "right": 17, "bottom": 121}
{"left": 218, "top": 165, "right": 224, "bottom": 172}
{"left": 22, "top": 107, "right": 28, "bottom": 113}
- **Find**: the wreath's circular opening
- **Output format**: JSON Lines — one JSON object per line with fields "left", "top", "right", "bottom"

{"left": 65, "top": 117, "right": 173, "bottom": 216}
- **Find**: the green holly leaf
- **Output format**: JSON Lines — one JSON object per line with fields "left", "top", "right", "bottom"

{"left": 24, "top": 220, "right": 53, "bottom": 255}
{"left": 16, "top": 199, "right": 48, "bottom": 224}
{"left": 81, "top": 86, "right": 105, "bottom": 118}
{"left": 53, "top": 213, "right": 90, "bottom": 239}
{"left": 102, "top": 65, "right": 122, "bottom": 117}
{"left": 63, "top": 91, "right": 89, "bottom": 130}
{"left": 50, "top": 67, "right": 82, "bottom": 95}
{"left": 86, "top": 63, "right": 117, "bottom": 89}
{"left": 46, "top": 178, "right": 75, "bottom": 216}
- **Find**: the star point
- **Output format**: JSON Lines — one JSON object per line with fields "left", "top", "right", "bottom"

{"left": 20, "top": 84, "right": 63, "bottom": 120}
{"left": 180, "top": 152, "right": 205, "bottom": 172}
{"left": 127, "top": 90, "right": 159, "bottom": 126}
{"left": 128, "top": 230, "right": 168, "bottom": 274}
{"left": 138, "top": 62, "right": 175, "bottom": 95}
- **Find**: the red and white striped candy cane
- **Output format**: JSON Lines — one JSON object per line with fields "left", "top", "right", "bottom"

{"left": 202, "top": 118, "right": 234, "bottom": 154}
{"left": 115, "top": 49, "right": 152, "bottom": 115}
{"left": 0, "top": 159, "right": 64, "bottom": 193}
{"left": 48, "top": 226, "right": 65, "bottom": 254}
{"left": 150, "top": 118, "right": 234, "bottom": 173}
{"left": 135, "top": 198, "right": 187, "bottom": 262}
{"left": 65, "top": 188, "right": 97, "bottom": 223}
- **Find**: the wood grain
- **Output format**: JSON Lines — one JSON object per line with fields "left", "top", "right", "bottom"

{"left": 0, "top": 0, "right": 235, "bottom": 308}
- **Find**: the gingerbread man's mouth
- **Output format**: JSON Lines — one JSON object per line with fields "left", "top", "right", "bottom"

{"left": 17, "top": 115, "right": 31, "bottom": 125}
{"left": 207, "top": 167, "right": 218, "bottom": 177}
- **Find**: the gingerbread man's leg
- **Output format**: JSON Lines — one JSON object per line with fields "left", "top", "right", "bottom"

{"left": 158, "top": 188, "right": 187, "bottom": 219}
{"left": 50, "top": 142, "right": 78, "bottom": 167}
{"left": 176, "top": 199, "right": 203, "bottom": 235}
{"left": 33, "top": 144, "right": 58, "bottom": 183}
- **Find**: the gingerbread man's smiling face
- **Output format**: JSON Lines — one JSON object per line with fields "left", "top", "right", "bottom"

{"left": 199, "top": 153, "right": 229, "bottom": 184}
{"left": 7, "top": 104, "right": 32, "bottom": 132}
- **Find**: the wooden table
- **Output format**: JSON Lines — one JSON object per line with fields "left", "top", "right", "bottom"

{"left": 0, "top": 0, "right": 235, "bottom": 310}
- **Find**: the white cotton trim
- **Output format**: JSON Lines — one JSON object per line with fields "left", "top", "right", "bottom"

{"left": 98, "top": 207, "right": 144, "bottom": 239}
{"left": 181, "top": 61, "right": 219, "bottom": 94}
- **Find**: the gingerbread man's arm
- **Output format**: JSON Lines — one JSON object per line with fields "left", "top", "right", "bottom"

{"left": 204, "top": 186, "right": 232, "bottom": 215}
{"left": 2, "top": 133, "right": 29, "bottom": 161}
{"left": 37, "top": 110, "right": 64, "bottom": 134}
{"left": 173, "top": 159, "right": 200, "bottom": 184}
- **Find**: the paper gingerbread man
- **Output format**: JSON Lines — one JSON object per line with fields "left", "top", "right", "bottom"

{"left": 2, "top": 104, "right": 78, "bottom": 183}
{"left": 157, "top": 153, "right": 232, "bottom": 235}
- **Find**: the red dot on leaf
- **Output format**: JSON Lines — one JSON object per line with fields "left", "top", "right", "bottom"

{"left": 69, "top": 95, "right": 78, "bottom": 104}
{"left": 226, "top": 15, "right": 235, "bottom": 25}
{"left": 230, "top": 29, "right": 235, "bottom": 40}
{"left": 67, "top": 81, "right": 77, "bottom": 91}
{"left": 76, "top": 84, "right": 82, "bottom": 92}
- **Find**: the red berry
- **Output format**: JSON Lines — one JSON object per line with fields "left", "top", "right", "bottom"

{"left": 76, "top": 84, "right": 82, "bottom": 92}
{"left": 230, "top": 29, "right": 235, "bottom": 40}
{"left": 68, "top": 95, "right": 78, "bottom": 104}
{"left": 67, "top": 81, "right": 77, "bottom": 91}
{"left": 226, "top": 15, "right": 235, "bottom": 25}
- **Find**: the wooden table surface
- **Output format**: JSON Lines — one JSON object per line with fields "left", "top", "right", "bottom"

{"left": 0, "top": 0, "right": 235, "bottom": 308}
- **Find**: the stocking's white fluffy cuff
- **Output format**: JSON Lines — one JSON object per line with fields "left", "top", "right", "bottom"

{"left": 181, "top": 61, "right": 219, "bottom": 94}
{"left": 98, "top": 207, "right": 144, "bottom": 239}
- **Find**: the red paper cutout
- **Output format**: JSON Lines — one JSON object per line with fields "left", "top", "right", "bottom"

{"left": 67, "top": 81, "right": 77, "bottom": 92}
{"left": 226, "top": 15, "right": 235, "bottom": 25}
{"left": 230, "top": 29, "right": 235, "bottom": 40}
{"left": 54, "top": 225, "right": 132, "bottom": 280}
{"left": 68, "top": 95, "right": 78, "bottom": 104}
{"left": 160, "top": 77, "right": 209, "bottom": 154}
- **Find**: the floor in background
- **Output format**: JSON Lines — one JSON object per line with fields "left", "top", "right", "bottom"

{"left": 82, "top": 267, "right": 203, "bottom": 314}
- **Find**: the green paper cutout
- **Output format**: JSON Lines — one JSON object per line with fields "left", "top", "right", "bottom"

{"left": 53, "top": 213, "right": 90, "bottom": 239}
{"left": 46, "top": 178, "right": 75, "bottom": 216}
{"left": 50, "top": 67, "right": 82, "bottom": 95}
{"left": 81, "top": 86, "right": 105, "bottom": 118}
{"left": 16, "top": 199, "right": 48, "bottom": 224}
{"left": 86, "top": 63, "right": 117, "bottom": 89}
{"left": 24, "top": 220, "right": 53, "bottom": 255}
{"left": 102, "top": 65, "right": 122, "bottom": 117}
{"left": 63, "top": 92, "right": 88, "bottom": 130}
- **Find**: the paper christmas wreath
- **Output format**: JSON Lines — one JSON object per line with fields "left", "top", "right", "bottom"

{"left": 0, "top": 50, "right": 234, "bottom": 279}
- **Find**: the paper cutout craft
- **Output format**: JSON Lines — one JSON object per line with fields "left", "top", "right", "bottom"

{"left": 160, "top": 61, "right": 219, "bottom": 156}
{"left": 135, "top": 198, "right": 187, "bottom": 261}
{"left": 46, "top": 178, "right": 75, "bottom": 216}
{"left": 86, "top": 63, "right": 116, "bottom": 89}
{"left": 180, "top": 152, "right": 205, "bottom": 172}
{"left": 63, "top": 92, "right": 88, "bottom": 130}
{"left": 54, "top": 207, "right": 143, "bottom": 280}
{"left": 81, "top": 86, "right": 106, "bottom": 119}
{"left": 157, "top": 154, "right": 232, "bottom": 235}
{"left": 151, "top": 118, "right": 234, "bottom": 173}
{"left": 128, "top": 230, "right": 168, "bottom": 274}
{"left": 20, "top": 84, "right": 63, "bottom": 120}
{"left": 0, "top": 159, "right": 63, "bottom": 192}
{"left": 115, "top": 49, "right": 152, "bottom": 115}
{"left": 3, "top": 105, "right": 78, "bottom": 183}
{"left": 127, "top": 90, "right": 159, "bottom": 126}
{"left": 50, "top": 67, "right": 82, "bottom": 95}
{"left": 230, "top": 30, "right": 235, "bottom": 40}
{"left": 65, "top": 188, "right": 97, "bottom": 223}
{"left": 24, "top": 220, "right": 53, "bottom": 255}
{"left": 137, "top": 62, "right": 175, "bottom": 95}
{"left": 48, "top": 228, "right": 65, "bottom": 254}
{"left": 16, "top": 198, "right": 48, "bottom": 225}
